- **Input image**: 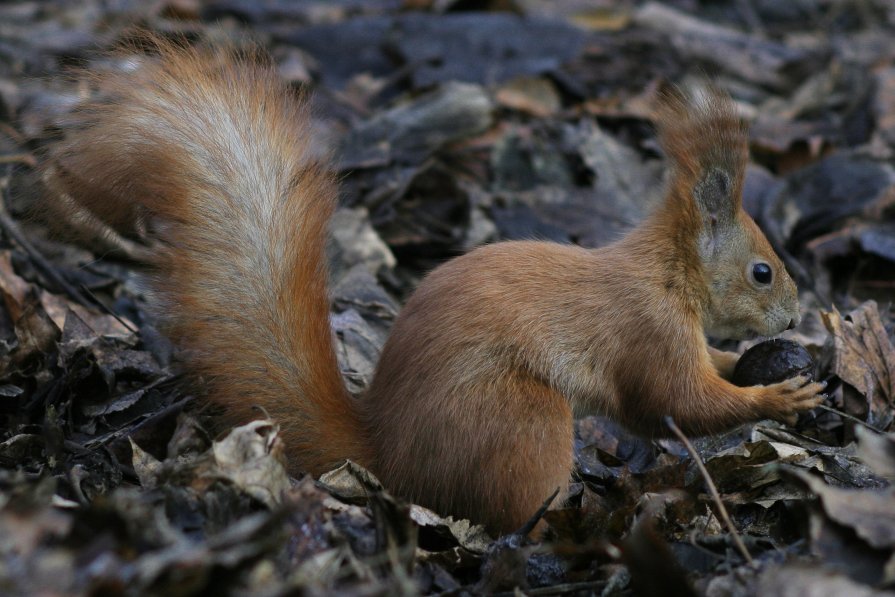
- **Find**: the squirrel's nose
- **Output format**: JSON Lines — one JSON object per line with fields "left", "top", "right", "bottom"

{"left": 786, "top": 319, "right": 796, "bottom": 330}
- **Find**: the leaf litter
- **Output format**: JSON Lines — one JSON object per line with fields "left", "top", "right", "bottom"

{"left": 0, "top": 0, "right": 894, "bottom": 594}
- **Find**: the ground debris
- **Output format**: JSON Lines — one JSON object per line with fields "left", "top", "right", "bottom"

{"left": 1, "top": 0, "right": 894, "bottom": 594}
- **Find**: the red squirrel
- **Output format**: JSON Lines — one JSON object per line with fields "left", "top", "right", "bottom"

{"left": 46, "top": 42, "right": 825, "bottom": 534}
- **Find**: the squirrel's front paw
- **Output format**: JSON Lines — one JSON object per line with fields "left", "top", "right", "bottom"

{"left": 758, "top": 375, "right": 827, "bottom": 426}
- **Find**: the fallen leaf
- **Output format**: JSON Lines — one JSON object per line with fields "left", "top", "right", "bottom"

{"left": 790, "top": 468, "right": 895, "bottom": 550}
{"left": 821, "top": 301, "right": 895, "bottom": 424}
{"left": 210, "top": 420, "right": 291, "bottom": 508}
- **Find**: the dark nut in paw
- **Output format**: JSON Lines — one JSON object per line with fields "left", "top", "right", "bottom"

{"left": 731, "top": 339, "right": 815, "bottom": 387}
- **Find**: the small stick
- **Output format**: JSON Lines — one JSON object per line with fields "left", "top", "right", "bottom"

{"left": 665, "top": 416, "right": 753, "bottom": 565}
{"left": 489, "top": 580, "right": 607, "bottom": 597}
{"left": 0, "top": 171, "right": 91, "bottom": 305}
{"left": 513, "top": 486, "right": 560, "bottom": 537}
{"left": 0, "top": 153, "right": 37, "bottom": 167}
{"left": 77, "top": 284, "right": 139, "bottom": 334}
{"left": 0, "top": 122, "right": 26, "bottom": 144}
{"left": 815, "top": 404, "right": 885, "bottom": 434}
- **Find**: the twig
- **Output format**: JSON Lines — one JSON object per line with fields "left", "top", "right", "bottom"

{"left": 0, "top": 169, "right": 91, "bottom": 305}
{"left": 513, "top": 486, "right": 560, "bottom": 536}
{"left": 0, "top": 153, "right": 37, "bottom": 167}
{"left": 665, "top": 416, "right": 753, "bottom": 565}
{"left": 815, "top": 404, "right": 885, "bottom": 434}
{"left": 0, "top": 122, "right": 26, "bottom": 144}
{"left": 77, "top": 284, "right": 139, "bottom": 334}
{"left": 489, "top": 580, "right": 607, "bottom": 596}
{"left": 437, "top": 580, "right": 608, "bottom": 597}
{"left": 84, "top": 393, "right": 192, "bottom": 450}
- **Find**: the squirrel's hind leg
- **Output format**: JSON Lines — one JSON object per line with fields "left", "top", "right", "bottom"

{"left": 466, "top": 371, "right": 574, "bottom": 535}
{"left": 371, "top": 366, "right": 574, "bottom": 535}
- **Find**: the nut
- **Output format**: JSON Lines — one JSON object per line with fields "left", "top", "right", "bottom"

{"left": 731, "top": 339, "right": 815, "bottom": 387}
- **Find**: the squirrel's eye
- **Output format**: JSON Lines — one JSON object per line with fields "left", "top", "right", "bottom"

{"left": 752, "top": 262, "right": 772, "bottom": 285}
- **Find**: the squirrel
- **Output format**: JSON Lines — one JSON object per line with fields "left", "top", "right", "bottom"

{"left": 45, "top": 41, "right": 826, "bottom": 535}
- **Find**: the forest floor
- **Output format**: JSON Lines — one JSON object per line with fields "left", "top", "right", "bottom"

{"left": 1, "top": 1, "right": 895, "bottom": 595}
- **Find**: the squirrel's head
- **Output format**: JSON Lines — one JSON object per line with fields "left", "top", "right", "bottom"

{"left": 697, "top": 191, "right": 800, "bottom": 339}
{"left": 657, "top": 85, "right": 800, "bottom": 340}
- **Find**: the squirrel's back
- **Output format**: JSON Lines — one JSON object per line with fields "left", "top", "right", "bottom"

{"left": 48, "top": 41, "right": 370, "bottom": 474}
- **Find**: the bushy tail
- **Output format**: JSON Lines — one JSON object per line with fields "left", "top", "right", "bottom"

{"left": 48, "top": 39, "right": 370, "bottom": 474}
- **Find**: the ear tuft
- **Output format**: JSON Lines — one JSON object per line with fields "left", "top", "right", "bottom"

{"left": 655, "top": 83, "right": 748, "bottom": 213}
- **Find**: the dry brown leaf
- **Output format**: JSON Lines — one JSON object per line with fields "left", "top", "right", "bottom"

{"left": 758, "top": 564, "right": 895, "bottom": 597}
{"left": 0, "top": 478, "right": 72, "bottom": 558}
{"left": 210, "top": 420, "right": 291, "bottom": 508}
{"left": 821, "top": 301, "right": 895, "bottom": 418}
{"left": 495, "top": 77, "right": 561, "bottom": 118}
{"left": 792, "top": 468, "right": 895, "bottom": 551}
{"left": 570, "top": 8, "right": 631, "bottom": 32}
{"left": 40, "top": 290, "right": 133, "bottom": 339}
{"left": 318, "top": 459, "right": 383, "bottom": 501}
{"left": 0, "top": 251, "right": 59, "bottom": 369}
{"left": 856, "top": 427, "right": 895, "bottom": 481}
{"left": 130, "top": 438, "right": 163, "bottom": 490}
{"left": 409, "top": 505, "right": 492, "bottom": 555}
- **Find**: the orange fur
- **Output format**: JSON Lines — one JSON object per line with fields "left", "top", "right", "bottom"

{"left": 46, "top": 43, "right": 824, "bottom": 535}
{"left": 47, "top": 41, "right": 371, "bottom": 474}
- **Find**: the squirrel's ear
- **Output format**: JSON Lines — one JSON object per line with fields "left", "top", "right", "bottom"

{"left": 655, "top": 83, "right": 747, "bottom": 253}
{"left": 693, "top": 167, "right": 737, "bottom": 256}
{"left": 694, "top": 167, "right": 736, "bottom": 225}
